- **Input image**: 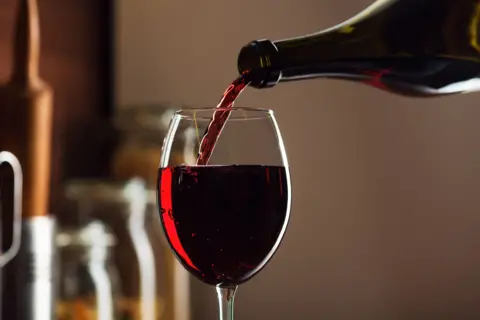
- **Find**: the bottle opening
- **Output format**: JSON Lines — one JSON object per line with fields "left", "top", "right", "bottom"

{"left": 237, "top": 40, "right": 281, "bottom": 88}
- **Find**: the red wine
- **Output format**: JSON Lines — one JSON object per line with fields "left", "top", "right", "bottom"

{"left": 157, "top": 165, "right": 290, "bottom": 286}
{"left": 196, "top": 75, "right": 250, "bottom": 165}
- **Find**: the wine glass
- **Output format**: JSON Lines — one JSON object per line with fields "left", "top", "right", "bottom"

{"left": 157, "top": 107, "right": 291, "bottom": 320}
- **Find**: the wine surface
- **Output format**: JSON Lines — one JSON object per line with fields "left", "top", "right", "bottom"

{"left": 157, "top": 165, "right": 290, "bottom": 286}
{"left": 196, "top": 75, "right": 250, "bottom": 165}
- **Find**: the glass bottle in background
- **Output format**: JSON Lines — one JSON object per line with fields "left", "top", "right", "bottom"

{"left": 111, "top": 104, "right": 196, "bottom": 320}
{"left": 56, "top": 220, "right": 119, "bottom": 320}
{"left": 64, "top": 178, "right": 175, "bottom": 320}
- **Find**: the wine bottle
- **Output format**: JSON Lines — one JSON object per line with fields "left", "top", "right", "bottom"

{"left": 237, "top": 0, "right": 480, "bottom": 97}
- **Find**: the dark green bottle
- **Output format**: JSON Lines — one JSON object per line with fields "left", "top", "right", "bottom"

{"left": 237, "top": 0, "right": 480, "bottom": 97}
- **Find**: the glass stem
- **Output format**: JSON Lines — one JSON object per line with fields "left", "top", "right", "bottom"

{"left": 216, "top": 285, "right": 238, "bottom": 320}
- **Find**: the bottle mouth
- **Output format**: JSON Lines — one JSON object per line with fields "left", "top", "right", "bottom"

{"left": 237, "top": 39, "right": 281, "bottom": 88}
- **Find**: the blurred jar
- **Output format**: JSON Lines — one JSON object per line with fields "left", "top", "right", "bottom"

{"left": 56, "top": 220, "right": 119, "bottom": 320}
{"left": 111, "top": 104, "right": 186, "bottom": 186}
{"left": 111, "top": 104, "right": 196, "bottom": 320}
{"left": 64, "top": 178, "right": 183, "bottom": 320}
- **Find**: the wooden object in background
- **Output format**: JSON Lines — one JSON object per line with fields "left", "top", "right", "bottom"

{"left": 0, "top": 0, "right": 115, "bottom": 218}
{"left": 0, "top": 1, "right": 56, "bottom": 319}
{"left": 0, "top": 0, "right": 114, "bottom": 318}
{"left": 0, "top": 0, "right": 53, "bottom": 219}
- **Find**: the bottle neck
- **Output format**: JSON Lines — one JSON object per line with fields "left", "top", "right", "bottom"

{"left": 238, "top": 28, "right": 388, "bottom": 88}
{"left": 237, "top": 0, "right": 399, "bottom": 87}
{"left": 237, "top": 21, "right": 393, "bottom": 87}
{"left": 11, "top": 0, "right": 42, "bottom": 87}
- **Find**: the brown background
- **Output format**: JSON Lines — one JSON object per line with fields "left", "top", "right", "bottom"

{"left": 116, "top": 0, "right": 480, "bottom": 319}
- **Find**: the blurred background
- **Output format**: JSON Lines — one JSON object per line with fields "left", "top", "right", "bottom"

{"left": 1, "top": 0, "right": 480, "bottom": 319}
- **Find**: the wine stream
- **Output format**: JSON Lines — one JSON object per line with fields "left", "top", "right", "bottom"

{"left": 196, "top": 74, "right": 251, "bottom": 165}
